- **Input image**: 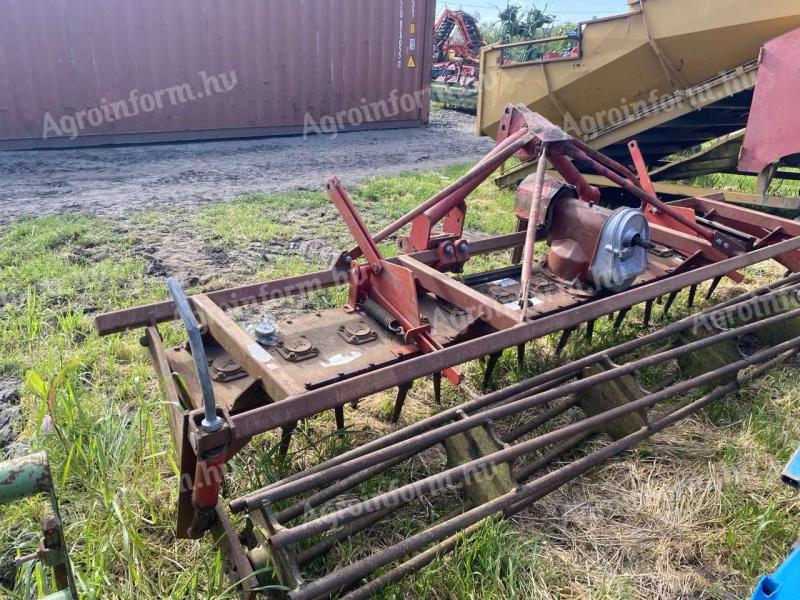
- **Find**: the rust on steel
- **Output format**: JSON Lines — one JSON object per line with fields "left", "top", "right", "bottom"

{"left": 94, "top": 232, "right": 528, "bottom": 335}
{"left": 228, "top": 234, "right": 800, "bottom": 440}
{"left": 93, "top": 105, "right": 800, "bottom": 597}
{"left": 238, "top": 297, "right": 800, "bottom": 598}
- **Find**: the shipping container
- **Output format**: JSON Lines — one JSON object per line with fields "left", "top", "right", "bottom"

{"left": 0, "top": 0, "right": 435, "bottom": 149}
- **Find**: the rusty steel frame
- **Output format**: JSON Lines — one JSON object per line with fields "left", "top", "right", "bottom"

{"left": 226, "top": 278, "right": 800, "bottom": 598}
{"left": 93, "top": 105, "right": 800, "bottom": 596}
{"left": 334, "top": 348, "right": 797, "bottom": 600}
{"left": 220, "top": 235, "right": 800, "bottom": 441}
{"left": 232, "top": 287, "right": 800, "bottom": 513}
{"left": 95, "top": 231, "right": 529, "bottom": 336}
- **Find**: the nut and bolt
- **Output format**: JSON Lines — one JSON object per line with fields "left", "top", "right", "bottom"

{"left": 252, "top": 318, "right": 279, "bottom": 346}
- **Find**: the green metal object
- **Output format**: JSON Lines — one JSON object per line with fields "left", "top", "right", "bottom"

{"left": 41, "top": 591, "right": 73, "bottom": 600}
{"left": 0, "top": 452, "right": 52, "bottom": 504}
{"left": 577, "top": 362, "right": 648, "bottom": 441}
{"left": 0, "top": 452, "right": 78, "bottom": 600}
{"left": 431, "top": 81, "right": 478, "bottom": 113}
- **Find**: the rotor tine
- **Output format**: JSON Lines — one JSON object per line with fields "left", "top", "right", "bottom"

{"left": 705, "top": 276, "right": 723, "bottom": 301}
{"left": 391, "top": 381, "right": 414, "bottom": 424}
{"left": 643, "top": 299, "right": 654, "bottom": 327}
{"left": 517, "top": 344, "right": 526, "bottom": 369}
{"left": 585, "top": 319, "right": 596, "bottom": 342}
{"left": 433, "top": 373, "right": 442, "bottom": 405}
{"left": 279, "top": 423, "right": 296, "bottom": 458}
{"left": 687, "top": 284, "right": 698, "bottom": 309}
{"left": 661, "top": 290, "right": 679, "bottom": 319}
{"left": 334, "top": 406, "right": 346, "bottom": 431}
{"left": 613, "top": 308, "right": 630, "bottom": 330}
{"left": 555, "top": 327, "right": 574, "bottom": 357}
{"left": 482, "top": 352, "right": 502, "bottom": 392}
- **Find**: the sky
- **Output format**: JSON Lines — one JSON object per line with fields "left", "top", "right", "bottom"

{"left": 434, "top": 0, "right": 630, "bottom": 24}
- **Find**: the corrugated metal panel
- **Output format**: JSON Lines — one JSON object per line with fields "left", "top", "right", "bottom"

{"left": 0, "top": 0, "right": 435, "bottom": 149}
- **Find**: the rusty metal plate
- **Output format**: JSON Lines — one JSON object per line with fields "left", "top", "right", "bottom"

{"left": 470, "top": 251, "right": 682, "bottom": 318}
{"left": 263, "top": 310, "right": 409, "bottom": 391}
{"left": 168, "top": 344, "right": 262, "bottom": 414}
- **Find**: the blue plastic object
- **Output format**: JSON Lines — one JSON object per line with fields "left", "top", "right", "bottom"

{"left": 750, "top": 447, "right": 800, "bottom": 599}
{"left": 751, "top": 546, "right": 800, "bottom": 600}
{"left": 781, "top": 448, "right": 800, "bottom": 490}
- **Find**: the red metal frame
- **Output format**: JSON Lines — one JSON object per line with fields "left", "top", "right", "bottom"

{"left": 434, "top": 9, "right": 484, "bottom": 62}
{"left": 328, "top": 177, "right": 462, "bottom": 386}
{"left": 94, "top": 105, "right": 800, "bottom": 555}
{"left": 739, "top": 28, "right": 800, "bottom": 179}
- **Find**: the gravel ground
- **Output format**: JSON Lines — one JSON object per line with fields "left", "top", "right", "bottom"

{"left": 0, "top": 109, "right": 493, "bottom": 225}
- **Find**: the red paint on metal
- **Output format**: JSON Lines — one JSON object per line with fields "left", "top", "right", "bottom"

{"left": 192, "top": 450, "right": 226, "bottom": 510}
{"left": 0, "top": 0, "right": 435, "bottom": 149}
{"left": 628, "top": 140, "right": 699, "bottom": 237}
{"left": 739, "top": 28, "right": 800, "bottom": 175}
{"left": 433, "top": 9, "right": 484, "bottom": 62}
{"left": 327, "top": 177, "right": 462, "bottom": 386}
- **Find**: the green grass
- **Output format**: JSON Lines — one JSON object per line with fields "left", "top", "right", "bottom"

{"left": 684, "top": 169, "right": 800, "bottom": 199}
{"left": 375, "top": 519, "right": 546, "bottom": 600}
{"left": 1, "top": 167, "right": 800, "bottom": 600}
{"left": 0, "top": 167, "right": 517, "bottom": 599}
{"left": 194, "top": 192, "right": 327, "bottom": 251}
{"left": 353, "top": 165, "right": 517, "bottom": 235}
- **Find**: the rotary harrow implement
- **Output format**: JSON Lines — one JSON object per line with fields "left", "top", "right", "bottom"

{"left": 96, "top": 105, "right": 800, "bottom": 598}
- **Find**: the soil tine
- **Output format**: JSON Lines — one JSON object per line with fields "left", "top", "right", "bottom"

{"left": 516, "top": 344, "right": 526, "bottom": 369}
{"left": 661, "top": 290, "right": 679, "bottom": 319}
{"left": 482, "top": 352, "right": 502, "bottom": 392}
{"left": 554, "top": 327, "right": 574, "bottom": 357}
{"left": 643, "top": 299, "right": 654, "bottom": 327}
{"left": 391, "top": 382, "right": 414, "bottom": 424}
{"left": 687, "top": 284, "right": 698, "bottom": 309}
{"left": 705, "top": 276, "right": 723, "bottom": 301}
{"left": 335, "top": 406, "right": 346, "bottom": 431}
{"left": 585, "top": 319, "right": 596, "bottom": 342}
{"left": 433, "top": 373, "right": 442, "bottom": 404}
{"left": 613, "top": 308, "right": 630, "bottom": 330}
{"left": 279, "top": 423, "right": 296, "bottom": 458}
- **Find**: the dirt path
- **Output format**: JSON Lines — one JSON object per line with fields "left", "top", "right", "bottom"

{"left": 0, "top": 110, "right": 493, "bottom": 225}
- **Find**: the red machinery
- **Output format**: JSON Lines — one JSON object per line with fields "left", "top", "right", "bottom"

{"left": 739, "top": 27, "right": 800, "bottom": 197}
{"left": 433, "top": 9, "right": 483, "bottom": 63}
{"left": 96, "top": 105, "right": 800, "bottom": 597}
{"left": 431, "top": 9, "right": 484, "bottom": 112}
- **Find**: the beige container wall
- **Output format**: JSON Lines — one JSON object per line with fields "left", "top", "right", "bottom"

{"left": 478, "top": 0, "right": 800, "bottom": 139}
